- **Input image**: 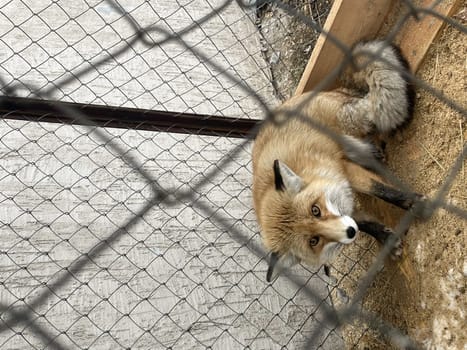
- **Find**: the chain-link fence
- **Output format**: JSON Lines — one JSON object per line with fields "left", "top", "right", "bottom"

{"left": 0, "top": 0, "right": 465, "bottom": 349}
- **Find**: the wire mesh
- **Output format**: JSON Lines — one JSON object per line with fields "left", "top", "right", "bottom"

{"left": 0, "top": 1, "right": 465, "bottom": 350}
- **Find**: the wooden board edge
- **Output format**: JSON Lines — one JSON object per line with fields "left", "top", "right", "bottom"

{"left": 395, "top": 0, "right": 463, "bottom": 72}
{"left": 294, "top": 0, "right": 462, "bottom": 95}
{"left": 294, "top": 0, "right": 393, "bottom": 95}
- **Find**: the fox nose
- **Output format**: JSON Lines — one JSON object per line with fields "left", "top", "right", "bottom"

{"left": 346, "top": 226, "right": 356, "bottom": 239}
{"left": 337, "top": 216, "right": 358, "bottom": 244}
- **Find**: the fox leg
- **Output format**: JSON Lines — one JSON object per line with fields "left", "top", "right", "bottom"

{"left": 352, "top": 211, "right": 404, "bottom": 258}
{"left": 357, "top": 220, "right": 404, "bottom": 258}
{"left": 344, "top": 161, "right": 424, "bottom": 211}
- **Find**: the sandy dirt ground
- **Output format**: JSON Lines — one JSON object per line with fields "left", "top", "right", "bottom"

{"left": 331, "top": 8, "right": 467, "bottom": 350}
{"left": 259, "top": 1, "right": 466, "bottom": 349}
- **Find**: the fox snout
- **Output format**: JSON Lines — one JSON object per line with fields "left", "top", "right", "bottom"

{"left": 338, "top": 215, "right": 358, "bottom": 243}
{"left": 308, "top": 214, "right": 358, "bottom": 245}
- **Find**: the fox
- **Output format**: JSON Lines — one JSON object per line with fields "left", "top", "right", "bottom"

{"left": 252, "top": 40, "right": 424, "bottom": 282}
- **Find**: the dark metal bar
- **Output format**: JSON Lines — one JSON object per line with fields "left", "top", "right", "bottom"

{"left": 0, "top": 96, "right": 261, "bottom": 138}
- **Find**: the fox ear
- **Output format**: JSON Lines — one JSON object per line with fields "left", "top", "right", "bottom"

{"left": 273, "top": 160, "right": 303, "bottom": 194}
{"left": 266, "top": 251, "right": 301, "bottom": 282}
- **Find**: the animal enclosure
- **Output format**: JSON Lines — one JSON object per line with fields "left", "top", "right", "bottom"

{"left": 0, "top": 1, "right": 465, "bottom": 350}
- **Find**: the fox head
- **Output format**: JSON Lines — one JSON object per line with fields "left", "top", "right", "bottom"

{"left": 259, "top": 160, "right": 358, "bottom": 282}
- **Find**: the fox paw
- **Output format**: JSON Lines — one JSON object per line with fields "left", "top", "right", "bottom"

{"left": 411, "top": 194, "right": 431, "bottom": 219}
{"left": 382, "top": 227, "right": 404, "bottom": 260}
{"left": 389, "top": 236, "right": 403, "bottom": 260}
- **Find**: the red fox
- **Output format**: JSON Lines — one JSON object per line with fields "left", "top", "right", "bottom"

{"left": 252, "top": 41, "right": 423, "bottom": 282}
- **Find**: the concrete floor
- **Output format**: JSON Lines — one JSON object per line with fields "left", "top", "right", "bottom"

{"left": 0, "top": 1, "right": 343, "bottom": 349}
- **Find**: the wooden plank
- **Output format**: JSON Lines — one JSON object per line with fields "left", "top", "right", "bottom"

{"left": 294, "top": 0, "right": 393, "bottom": 95}
{"left": 395, "top": 0, "right": 463, "bottom": 72}
{"left": 295, "top": 0, "right": 462, "bottom": 95}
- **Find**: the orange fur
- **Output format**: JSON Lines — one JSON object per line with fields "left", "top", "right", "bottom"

{"left": 252, "top": 41, "right": 417, "bottom": 278}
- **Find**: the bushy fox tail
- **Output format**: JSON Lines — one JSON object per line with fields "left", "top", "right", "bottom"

{"left": 340, "top": 40, "right": 415, "bottom": 135}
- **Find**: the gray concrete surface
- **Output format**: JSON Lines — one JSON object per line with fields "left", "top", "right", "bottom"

{"left": 0, "top": 1, "right": 344, "bottom": 349}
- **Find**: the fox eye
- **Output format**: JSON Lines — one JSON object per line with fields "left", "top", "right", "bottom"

{"left": 309, "top": 236, "right": 320, "bottom": 247}
{"left": 311, "top": 205, "right": 321, "bottom": 217}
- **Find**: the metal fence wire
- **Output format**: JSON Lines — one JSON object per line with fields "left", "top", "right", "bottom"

{"left": 0, "top": 0, "right": 465, "bottom": 349}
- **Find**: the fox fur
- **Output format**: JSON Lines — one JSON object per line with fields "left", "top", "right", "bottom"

{"left": 252, "top": 41, "right": 421, "bottom": 281}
